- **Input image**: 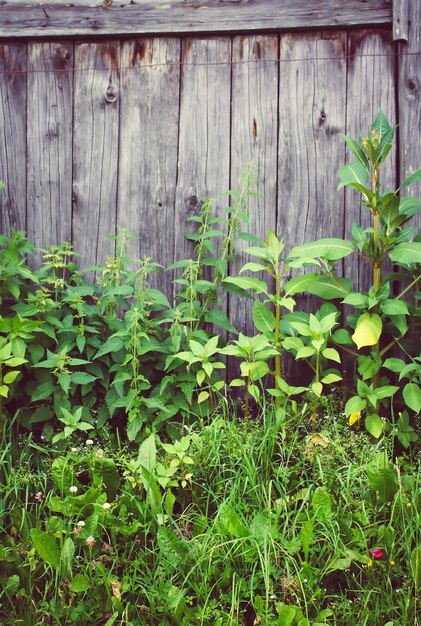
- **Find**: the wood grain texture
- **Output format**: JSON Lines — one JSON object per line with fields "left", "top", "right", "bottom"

{"left": 277, "top": 32, "right": 347, "bottom": 251}
{"left": 117, "top": 37, "right": 180, "bottom": 296}
{"left": 174, "top": 37, "right": 231, "bottom": 313}
{"left": 0, "top": 0, "right": 392, "bottom": 38}
{"left": 398, "top": 0, "right": 421, "bottom": 230}
{"left": 0, "top": 43, "right": 27, "bottom": 233}
{"left": 27, "top": 42, "right": 73, "bottom": 256}
{"left": 229, "top": 34, "right": 279, "bottom": 336}
{"left": 72, "top": 42, "right": 120, "bottom": 278}
{"left": 393, "top": 0, "right": 409, "bottom": 42}
{"left": 344, "top": 30, "right": 396, "bottom": 295}
{"left": 277, "top": 32, "right": 347, "bottom": 383}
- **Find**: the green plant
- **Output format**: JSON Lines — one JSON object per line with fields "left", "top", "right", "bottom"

{"left": 287, "top": 111, "right": 421, "bottom": 437}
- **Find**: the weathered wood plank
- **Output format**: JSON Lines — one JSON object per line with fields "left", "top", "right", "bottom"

{"left": 27, "top": 42, "right": 73, "bottom": 257}
{"left": 398, "top": 1, "right": 421, "bottom": 230}
{"left": 117, "top": 37, "right": 180, "bottom": 296}
{"left": 72, "top": 42, "right": 120, "bottom": 278}
{"left": 0, "top": 0, "right": 392, "bottom": 39}
{"left": 277, "top": 33, "right": 347, "bottom": 252}
{"left": 174, "top": 37, "right": 231, "bottom": 313}
{"left": 393, "top": 0, "right": 409, "bottom": 42}
{"left": 344, "top": 30, "right": 396, "bottom": 295}
{"left": 229, "top": 34, "right": 279, "bottom": 337}
{"left": 277, "top": 32, "right": 347, "bottom": 383}
{"left": 0, "top": 43, "right": 27, "bottom": 234}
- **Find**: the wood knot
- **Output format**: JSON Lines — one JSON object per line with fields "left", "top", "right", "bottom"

{"left": 105, "top": 83, "right": 118, "bottom": 104}
{"left": 187, "top": 194, "right": 201, "bottom": 214}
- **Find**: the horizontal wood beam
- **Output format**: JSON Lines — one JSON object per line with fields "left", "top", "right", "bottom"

{"left": 0, "top": 0, "right": 393, "bottom": 39}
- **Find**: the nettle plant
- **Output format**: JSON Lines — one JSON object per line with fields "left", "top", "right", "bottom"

{"left": 289, "top": 111, "right": 421, "bottom": 437}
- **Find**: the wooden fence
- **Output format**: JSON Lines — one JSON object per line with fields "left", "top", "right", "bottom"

{"left": 0, "top": 0, "right": 420, "bottom": 336}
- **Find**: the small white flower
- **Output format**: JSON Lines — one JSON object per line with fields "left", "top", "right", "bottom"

{"left": 71, "top": 447, "right": 78, "bottom": 453}
{"left": 85, "top": 536, "right": 96, "bottom": 547}
{"left": 77, "top": 520, "right": 86, "bottom": 527}
{"left": 102, "top": 502, "right": 111, "bottom": 510}
{"left": 69, "top": 485, "right": 78, "bottom": 494}
{"left": 85, "top": 439, "right": 94, "bottom": 446}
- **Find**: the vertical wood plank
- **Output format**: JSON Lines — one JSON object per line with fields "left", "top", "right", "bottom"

{"left": 73, "top": 42, "right": 120, "bottom": 277}
{"left": 174, "top": 37, "right": 231, "bottom": 308}
{"left": 230, "top": 34, "right": 279, "bottom": 336}
{"left": 27, "top": 42, "right": 73, "bottom": 256}
{"left": 344, "top": 30, "right": 396, "bottom": 295}
{"left": 277, "top": 32, "right": 347, "bottom": 384}
{"left": 398, "top": 1, "right": 421, "bottom": 230}
{"left": 278, "top": 32, "right": 347, "bottom": 253}
{"left": 0, "top": 43, "right": 27, "bottom": 234}
{"left": 118, "top": 37, "right": 180, "bottom": 296}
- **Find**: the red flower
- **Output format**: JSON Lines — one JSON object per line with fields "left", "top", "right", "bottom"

{"left": 369, "top": 548, "right": 383, "bottom": 559}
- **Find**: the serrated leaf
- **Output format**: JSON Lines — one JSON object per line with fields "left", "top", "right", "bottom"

{"left": 71, "top": 574, "right": 91, "bottom": 593}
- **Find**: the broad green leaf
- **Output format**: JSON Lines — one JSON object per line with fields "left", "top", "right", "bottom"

{"left": 94, "top": 336, "right": 124, "bottom": 359}
{"left": 311, "top": 382, "right": 323, "bottom": 397}
{"left": 204, "top": 309, "right": 237, "bottom": 333}
{"left": 283, "top": 273, "right": 319, "bottom": 296}
{"left": 289, "top": 238, "right": 354, "bottom": 261}
{"left": 352, "top": 313, "right": 382, "bottom": 349}
{"left": 198, "top": 390, "right": 209, "bottom": 403}
{"left": 375, "top": 385, "right": 399, "bottom": 400}
{"left": 243, "top": 246, "right": 272, "bottom": 262}
{"left": 219, "top": 504, "right": 250, "bottom": 539}
{"left": 344, "top": 395, "right": 366, "bottom": 417}
{"left": 61, "top": 537, "right": 75, "bottom": 578}
{"left": 70, "top": 574, "right": 91, "bottom": 593}
{"left": 365, "top": 413, "right": 383, "bottom": 438}
{"left": 3, "top": 370, "right": 20, "bottom": 384}
{"left": 400, "top": 167, "right": 421, "bottom": 188}
{"left": 337, "top": 160, "right": 369, "bottom": 191}
{"left": 340, "top": 134, "right": 369, "bottom": 172}
{"left": 403, "top": 382, "right": 421, "bottom": 413}
{"left": 383, "top": 357, "right": 405, "bottom": 373}
{"left": 71, "top": 372, "right": 97, "bottom": 385}
{"left": 138, "top": 433, "right": 156, "bottom": 473}
{"left": 296, "top": 346, "right": 316, "bottom": 359}
{"left": 252, "top": 300, "right": 276, "bottom": 333}
{"left": 380, "top": 299, "right": 409, "bottom": 316}
{"left": 276, "top": 603, "right": 296, "bottom": 626}
{"left": 308, "top": 276, "right": 352, "bottom": 300}
{"left": 342, "top": 292, "right": 369, "bottom": 308}
{"left": 239, "top": 261, "right": 266, "bottom": 273}
{"left": 322, "top": 348, "right": 341, "bottom": 363}
{"left": 222, "top": 276, "right": 268, "bottom": 295}
{"left": 30, "top": 529, "right": 60, "bottom": 568}
{"left": 389, "top": 242, "right": 421, "bottom": 265}
{"left": 366, "top": 452, "right": 398, "bottom": 503}
{"left": 321, "top": 373, "right": 342, "bottom": 384}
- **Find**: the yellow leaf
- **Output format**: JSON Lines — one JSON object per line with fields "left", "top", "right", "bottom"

{"left": 110, "top": 579, "right": 121, "bottom": 600}
{"left": 352, "top": 313, "right": 382, "bottom": 350}
{"left": 349, "top": 411, "right": 361, "bottom": 426}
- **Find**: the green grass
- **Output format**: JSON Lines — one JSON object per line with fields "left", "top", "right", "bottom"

{"left": 0, "top": 400, "right": 419, "bottom": 625}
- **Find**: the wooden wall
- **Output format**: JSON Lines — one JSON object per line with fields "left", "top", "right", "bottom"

{"left": 0, "top": 1, "right": 420, "bottom": 339}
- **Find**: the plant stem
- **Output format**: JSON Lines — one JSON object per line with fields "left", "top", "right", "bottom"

{"left": 274, "top": 266, "right": 281, "bottom": 406}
